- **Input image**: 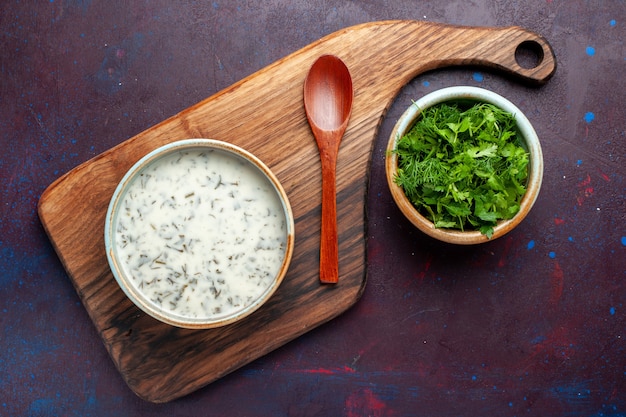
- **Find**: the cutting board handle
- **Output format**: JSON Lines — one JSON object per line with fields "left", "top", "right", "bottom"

{"left": 310, "top": 21, "right": 557, "bottom": 93}
{"left": 457, "top": 24, "right": 557, "bottom": 85}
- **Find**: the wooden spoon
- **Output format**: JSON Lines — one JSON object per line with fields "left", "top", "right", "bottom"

{"left": 303, "top": 55, "right": 353, "bottom": 284}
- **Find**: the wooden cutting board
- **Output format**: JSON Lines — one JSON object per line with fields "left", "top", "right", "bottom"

{"left": 38, "top": 20, "right": 556, "bottom": 402}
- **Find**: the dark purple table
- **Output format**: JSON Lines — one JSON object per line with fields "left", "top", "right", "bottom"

{"left": 1, "top": 1, "right": 624, "bottom": 416}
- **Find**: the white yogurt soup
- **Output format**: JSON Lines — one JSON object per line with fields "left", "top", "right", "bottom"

{"left": 106, "top": 140, "right": 293, "bottom": 327}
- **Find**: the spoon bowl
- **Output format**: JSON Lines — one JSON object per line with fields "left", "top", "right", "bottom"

{"left": 304, "top": 57, "right": 353, "bottom": 132}
{"left": 303, "top": 55, "right": 353, "bottom": 284}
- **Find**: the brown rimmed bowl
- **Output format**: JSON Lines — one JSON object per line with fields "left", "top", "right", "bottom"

{"left": 105, "top": 139, "right": 295, "bottom": 328}
{"left": 385, "top": 86, "right": 543, "bottom": 245}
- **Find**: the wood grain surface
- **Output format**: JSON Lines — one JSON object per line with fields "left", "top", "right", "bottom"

{"left": 38, "top": 20, "right": 556, "bottom": 402}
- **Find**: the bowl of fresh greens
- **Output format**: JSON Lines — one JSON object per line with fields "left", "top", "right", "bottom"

{"left": 386, "top": 86, "right": 543, "bottom": 244}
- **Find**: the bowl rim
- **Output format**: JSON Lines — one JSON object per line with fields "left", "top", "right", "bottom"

{"left": 385, "top": 86, "right": 543, "bottom": 244}
{"left": 104, "top": 138, "right": 295, "bottom": 328}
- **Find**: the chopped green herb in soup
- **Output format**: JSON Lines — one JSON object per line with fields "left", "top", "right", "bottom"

{"left": 114, "top": 148, "right": 288, "bottom": 319}
{"left": 393, "top": 102, "right": 529, "bottom": 238}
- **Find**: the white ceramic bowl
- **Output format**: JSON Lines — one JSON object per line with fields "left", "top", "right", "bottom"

{"left": 105, "top": 139, "right": 294, "bottom": 328}
{"left": 386, "top": 86, "right": 543, "bottom": 244}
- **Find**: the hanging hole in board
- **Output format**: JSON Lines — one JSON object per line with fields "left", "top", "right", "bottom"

{"left": 515, "top": 40, "right": 544, "bottom": 69}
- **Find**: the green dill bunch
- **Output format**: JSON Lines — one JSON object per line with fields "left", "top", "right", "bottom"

{"left": 393, "top": 102, "right": 529, "bottom": 238}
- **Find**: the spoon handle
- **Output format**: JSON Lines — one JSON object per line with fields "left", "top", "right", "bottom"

{"left": 318, "top": 146, "right": 339, "bottom": 284}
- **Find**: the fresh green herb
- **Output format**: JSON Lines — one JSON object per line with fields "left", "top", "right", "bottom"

{"left": 393, "top": 102, "right": 529, "bottom": 238}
